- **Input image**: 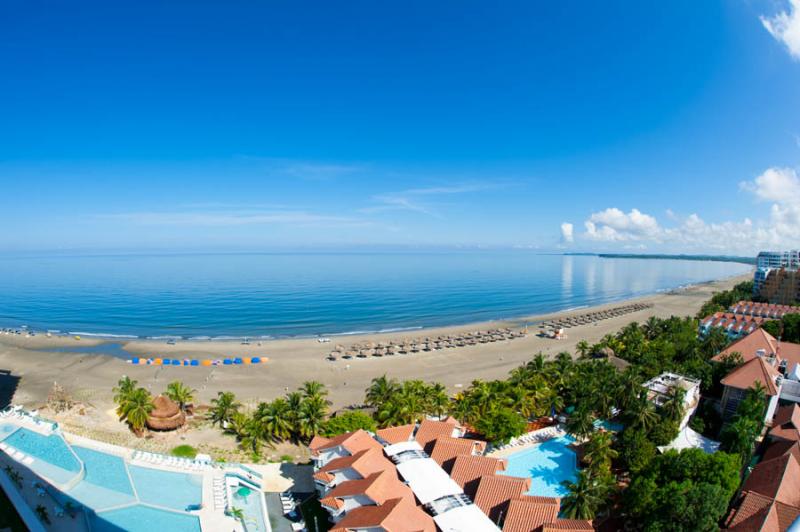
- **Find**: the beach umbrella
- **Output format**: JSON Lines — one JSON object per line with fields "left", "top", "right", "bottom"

{"left": 153, "top": 358, "right": 163, "bottom": 365}
{"left": 190, "top": 360, "right": 199, "bottom": 366}
{"left": 172, "top": 359, "right": 180, "bottom": 365}
{"left": 243, "top": 357, "right": 251, "bottom": 364}
{"left": 223, "top": 359, "right": 232, "bottom": 365}
{"left": 233, "top": 358, "right": 243, "bottom": 364}
{"left": 163, "top": 359, "right": 171, "bottom": 366}
{"left": 132, "top": 357, "right": 140, "bottom": 365}
{"left": 201, "top": 359, "right": 212, "bottom": 366}
{"left": 251, "top": 357, "right": 261, "bottom": 364}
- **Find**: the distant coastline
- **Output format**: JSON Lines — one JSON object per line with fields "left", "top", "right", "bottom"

{"left": 567, "top": 252, "right": 756, "bottom": 265}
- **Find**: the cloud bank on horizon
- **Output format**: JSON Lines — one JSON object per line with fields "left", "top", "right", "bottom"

{"left": 561, "top": 166, "right": 800, "bottom": 254}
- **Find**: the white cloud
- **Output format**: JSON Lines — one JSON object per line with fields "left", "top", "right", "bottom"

{"left": 584, "top": 208, "right": 661, "bottom": 242}
{"left": 361, "top": 182, "right": 495, "bottom": 218}
{"left": 761, "top": 0, "right": 800, "bottom": 60}
{"left": 560, "top": 222, "right": 574, "bottom": 244}
{"left": 571, "top": 166, "right": 800, "bottom": 253}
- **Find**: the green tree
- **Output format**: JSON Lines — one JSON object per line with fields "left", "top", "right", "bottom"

{"left": 365, "top": 375, "right": 399, "bottom": 408}
{"left": 117, "top": 387, "right": 153, "bottom": 435}
{"left": 566, "top": 407, "right": 595, "bottom": 440}
{"left": 208, "top": 391, "right": 242, "bottom": 427}
{"left": 165, "top": 380, "right": 196, "bottom": 412}
{"left": 322, "top": 411, "right": 377, "bottom": 436}
{"left": 561, "top": 469, "right": 610, "bottom": 520}
{"left": 617, "top": 428, "right": 656, "bottom": 474}
{"left": 113, "top": 376, "right": 138, "bottom": 404}
{"left": 660, "top": 386, "right": 686, "bottom": 424}
{"left": 255, "top": 399, "right": 293, "bottom": 443}
{"left": 297, "top": 395, "right": 328, "bottom": 440}
{"left": 474, "top": 407, "right": 527, "bottom": 445}
{"left": 576, "top": 340, "right": 591, "bottom": 359}
{"left": 583, "top": 431, "right": 618, "bottom": 472}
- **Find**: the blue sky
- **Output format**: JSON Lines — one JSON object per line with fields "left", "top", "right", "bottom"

{"left": 2, "top": 1, "right": 800, "bottom": 254}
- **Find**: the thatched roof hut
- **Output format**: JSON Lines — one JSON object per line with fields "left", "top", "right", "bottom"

{"left": 146, "top": 395, "right": 186, "bottom": 431}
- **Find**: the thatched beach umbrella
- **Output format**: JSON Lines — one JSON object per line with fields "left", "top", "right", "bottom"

{"left": 146, "top": 395, "right": 186, "bottom": 431}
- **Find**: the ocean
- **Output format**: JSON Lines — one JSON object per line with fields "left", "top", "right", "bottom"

{"left": 0, "top": 252, "right": 751, "bottom": 339}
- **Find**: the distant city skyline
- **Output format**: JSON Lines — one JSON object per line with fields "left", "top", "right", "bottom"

{"left": 2, "top": 1, "right": 800, "bottom": 254}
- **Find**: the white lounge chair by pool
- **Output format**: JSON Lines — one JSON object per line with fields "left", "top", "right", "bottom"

{"left": 22, "top": 456, "right": 34, "bottom": 466}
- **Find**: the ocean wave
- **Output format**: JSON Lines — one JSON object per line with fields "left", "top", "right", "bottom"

{"left": 67, "top": 331, "right": 139, "bottom": 339}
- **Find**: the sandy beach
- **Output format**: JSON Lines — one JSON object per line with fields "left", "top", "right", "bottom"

{"left": 0, "top": 274, "right": 748, "bottom": 414}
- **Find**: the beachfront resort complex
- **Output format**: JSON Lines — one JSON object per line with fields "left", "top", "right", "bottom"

{"left": 1, "top": 249, "right": 800, "bottom": 531}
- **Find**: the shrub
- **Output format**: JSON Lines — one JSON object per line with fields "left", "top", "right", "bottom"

{"left": 322, "top": 410, "right": 377, "bottom": 436}
{"left": 171, "top": 445, "right": 198, "bottom": 459}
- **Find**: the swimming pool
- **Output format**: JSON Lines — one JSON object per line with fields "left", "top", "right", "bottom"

{"left": 2, "top": 427, "right": 82, "bottom": 485}
{"left": 0, "top": 423, "right": 16, "bottom": 438}
{"left": 230, "top": 480, "right": 269, "bottom": 532}
{"left": 68, "top": 445, "right": 136, "bottom": 509}
{"left": 128, "top": 465, "right": 202, "bottom": 511}
{"left": 91, "top": 505, "right": 201, "bottom": 532}
{"left": 502, "top": 435, "right": 578, "bottom": 498}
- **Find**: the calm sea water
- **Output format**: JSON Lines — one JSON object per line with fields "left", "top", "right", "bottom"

{"left": 0, "top": 252, "right": 751, "bottom": 339}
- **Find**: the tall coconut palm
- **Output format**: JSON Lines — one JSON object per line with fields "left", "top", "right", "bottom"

{"left": 302, "top": 381, "right": 328, "bottom": 401}
{"left": 660, "top": 386, "right": 686, "bottom": 424}
{"left": 284, "top": 391, "right": 304, "bottom": 437}
{"left": 118, "top": 387, "right": 153, "bottom": 435}
{"left": 365, "top": 375, "right": 400, "bottom": 408}
{"left": 566, "top": 407, "right": 596, "bottom": 441}
{"left": 209, "top": 391, "right": 242, "bottom": 427}
{"left": 165, "top": 381, "right": 196, "bottom": 412}
{"left": 561, "top": 469, "right": 604, "bottom": 520}
{"left": 583, "top": 431, "right": 618, "bottom": 472}
{"left": 426, "top": 383, "right": 450, "bottom": 419}
{"left": 643, "top": 316, "right": 661, "bottom": 340}
{"left": 113, "top": 376, "right": 138, "bottom": 405}
{"left": 297, "top": 395, "right": 328, "bottom": 439}
{"left": 627, "top": 394, "right": 659, "bottom": 432}
{"left": 255, "top": 399, "right": 293, "bottom": 443}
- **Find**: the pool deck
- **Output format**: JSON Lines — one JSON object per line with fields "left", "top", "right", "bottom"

{"left": 486, "top": 425, "right": 568, "bottom": 458}
{"left": 0, "top": 412, "right": 250, "bottom": 531}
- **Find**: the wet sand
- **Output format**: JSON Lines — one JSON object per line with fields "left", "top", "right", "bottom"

{"left": 0, "top": 274, "right": 747, "bottom": 414}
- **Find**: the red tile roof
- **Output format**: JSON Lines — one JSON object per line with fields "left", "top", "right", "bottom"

{"left": 713, "top": 328, "right": 800, "bottom": 368}
{"left": 376, "top": 424, "right": 415, "bottom": 445}
{"left": 720, "top": 356, "right": 780, "bottom": 395}
{"left": 502, "top": 496, "right": 560, "bottom": 532}
{"left": 429, "top": 436, "right": 487, "bottom": 472}
{"left": 740, "top": 452, "right": 800, "bottom": 507}
{"left": 415, "top": 418, "right": 461, "bottom": 452}
{"left": 309, "top": 429, "right": 383, "bottom": 457}
{"left": 541, "top": 519, "right": 594, "bottom": 531}
{"left": 450, "top": 455, "right": 507, "bottom": 498}
{"left": 330, "top": 496, "right": 436, "bottom": 532}
{"left": 313, "top": 447, "right": 395, "bottom": 484}
{"left": 473, "top": 475, "right": 531, "bottom": 523}
{"left": 770, "top": 404, "right": 800, "bottom": 443}
{"left": 762, "top": 440, "right": 800, "bottom": 463}
{"left": 319, "top": 469, "right": 413, "bottom": 511}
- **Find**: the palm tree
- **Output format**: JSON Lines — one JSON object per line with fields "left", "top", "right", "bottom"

{"left": 118, "top": 387, "right": 153, "bottom": 435}
{"left": 643, "top": 316, "right": 661, "bottom": 340}
{"left": 566, "top": 407, "right": 595, "bottom": 440}
{"left": 302, "top": 381, "right": 328, "bottom": 401}
{"left": 626, "top": 394, "right": 658, "bottom": 432}
{"left": 365, "top": 375, "right": 399, "bottom": 408}
{"left": 285, "top": 391, "right": 304, "bottom": 437}
{"left": 165, "top": 380, "right": 196, "bottom": 412}
{"left": 576, "top": 340, "right": 591, "bottom": 359}
{"left": 660, "top": 386, "right": 686, "bottom": 424}
{"left": 561, "top": 469, "right": 604, "bottom": 520}
{"left": 113, "top": 376, "right": 138, "bottom": 404}
{"left": 255, "top": 399, "right": 293, "bottom": 443}
{"left": 209, "top": 391, "right": 242, "bottom": 427}
{"left": 297, "top": 395, "right": 328, "bottom": 439}
{"left": 583, "top": 431, "right": 618, "bottom": 472}
{"left": 426, "top": 382, "right": 450, "bottom": 419}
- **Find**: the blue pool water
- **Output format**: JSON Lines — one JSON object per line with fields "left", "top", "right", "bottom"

{"left": 502, "top": 436, "right": 578, "bottom": 498}
{"left": 92, "top": 505, "right": 201, "bottom": 532}
{"left": 68, "top": 446, "right": 136, "bottom": 509}
{"left": 0, "top": 423, "right": 16, "bottom": 438}
{"left": 2, "top": 428, "right": 81, "bottom": 484}
{"left": 231, "top": 482, "right": 268, "bottom": 532}
{"left": 596, "top": 420, "right": 624, "bottom": 432}
{"left": 128, "top": 465, "right": 202, "bottom": 511}
{"left": 0, "top": 252, "right": 750, "bottom": 338}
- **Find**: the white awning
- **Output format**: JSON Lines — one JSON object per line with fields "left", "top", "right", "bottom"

{"left": 434, "top": 505, "right": 500, "bottom": 532}
{"left": 395, "top": 457, "right": 462, "bottom": 504}
{"left": 658, "top": 426, "right": 719, "bottom": 454}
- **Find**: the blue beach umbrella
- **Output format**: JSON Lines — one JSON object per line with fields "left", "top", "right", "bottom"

{"left": 223, "top": 359, "right": 232, "bottom": 365}
{"left": 190, "top": 360, "right": 199, "bottom": 366}
{"left": 172, "top": 359, "right": 180, "bottom": 365}
{"left": 163, "top": 359, "right": 171, "bottom": 366}
{"left": 251, "top": 357, "right": 261, "bottom": 364}
{"left": 233, "top": 358, "right": 243, "bottom": 364}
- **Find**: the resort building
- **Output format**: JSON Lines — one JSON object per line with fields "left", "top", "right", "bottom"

{"left": 0, "top": 407, "right": 269, "bottom": 532}
{"left": 729, "top": 301, "right": 800, "bottom": 320}
{"left": 309, "top": 419, "right": 592, "bottom": 531}
{"left": 768, "top": 404, "right": 800, "bottom": 444}
{"left": 698, "top": 312, "right": 767, "bottom": 339}
{"left": 723, "top": 439, "right": 800, "bottom": 531}
{"left": 759, "top": 269, "right": 800, "bottom": 306}
{"left": 754, "top": 250, "right": 800, "bottom": 295}
{"left": 713, "top": 329, "right": 800, "bottom": 419}
{"left": 642, "top": 373, "right": 701, "bottom": 429}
